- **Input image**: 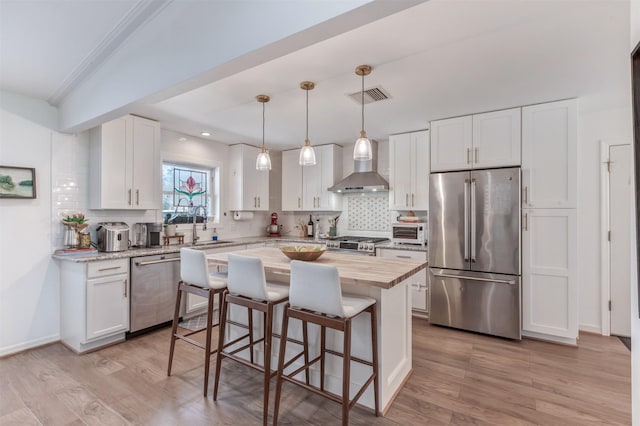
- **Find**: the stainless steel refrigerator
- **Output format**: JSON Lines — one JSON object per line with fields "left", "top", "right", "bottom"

{"left": 428, "top": 167, "right": 521, "bottom": 339}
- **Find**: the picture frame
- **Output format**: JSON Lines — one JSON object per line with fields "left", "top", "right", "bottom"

{"left": 0, "top": 166, "right": 36, "bottom": 199}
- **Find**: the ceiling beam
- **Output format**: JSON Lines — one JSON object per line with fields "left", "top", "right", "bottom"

{"left": 57, "top": 0, "right": 425, "bottom": 133}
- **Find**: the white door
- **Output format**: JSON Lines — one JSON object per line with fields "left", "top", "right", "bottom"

{"left": 411, "top": 130, "right": 430, "bottom": 210}
{"left": 132, "top": 116, "right": 161, "bottom": 209}
{"left": 86, "top": 274, "right": 129, "bottom": 341}
{"left": 389, "top": 133, "right": 412, "bottom": 210}
{"left": 609, "top": 144, "right": 632, "bottom": 337}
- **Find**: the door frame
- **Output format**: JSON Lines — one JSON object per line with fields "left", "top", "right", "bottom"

{"left": 600, "top": 140, "right": 631, "bottom": 336}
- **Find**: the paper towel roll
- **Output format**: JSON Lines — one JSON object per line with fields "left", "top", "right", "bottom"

{"left": 233, "top": 211, "right": 254, "bottom": 221}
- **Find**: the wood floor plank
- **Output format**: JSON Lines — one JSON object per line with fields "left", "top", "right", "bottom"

{"left": 0, "top": 320, "right": 631, "bottom": 425}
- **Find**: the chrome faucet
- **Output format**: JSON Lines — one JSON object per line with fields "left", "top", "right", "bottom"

{"left": 191, "top": 205, "right": 207, "bottom": 244}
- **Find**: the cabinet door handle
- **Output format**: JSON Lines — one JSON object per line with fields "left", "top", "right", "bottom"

{"left": 258, "top": 197, "right": 260, "bottom": 208}
{"left": 475, "top": 147, "right": 479, "bottom": 163}
{"left": 395, "top": 255, "right": 412, "bottom": 259}
{"left": 128, "top": 189, "right": 132, "bottom": 205}
{"left": 124, "top": 278, "right": 128, "bottom": 298}
{"left": 136, "top": 189, "right": 139, "bottom": 205}
{"left": 523, "top": 186, "right": 528, "bottom": 205}
{"left": 405, "top": 193, "right": 409, "bottom": 207}
{"left": 466, "top": 148, "right": 471, "bottom": 164}
{"left": 523, "top": 212, "right": 528, "bottom": 231}
{"left": 412, "top": 193, "right": 415, "bottom": 207}
{"left": 298, "top": 197, "right": 301, "bottom": 208}
{"left": 254, "top": 197, "right": 257, "bottom": 208}
{"left": 98, "top": 266, "right": 121, "bottom": 272}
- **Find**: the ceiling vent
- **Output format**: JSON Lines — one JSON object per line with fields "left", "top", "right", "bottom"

{"left": 347, "top": 86, "right": 391, "bottom": 104}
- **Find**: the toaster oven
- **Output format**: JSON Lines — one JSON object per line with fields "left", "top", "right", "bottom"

{"left": 391, "top": 222, "right": 426, "bottom": 245}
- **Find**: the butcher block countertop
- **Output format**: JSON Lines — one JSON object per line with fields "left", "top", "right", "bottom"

{"left": 207, "top": 247, "right": 427, "bottom": 290}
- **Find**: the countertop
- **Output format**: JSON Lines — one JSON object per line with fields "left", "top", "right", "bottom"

{"left": 51, "top": 236, "right": 326, "bottom": 263}
{"left": 52, "top": 235, "right": 428, "bottom": 263}
{"left": 207, "top": 247, "right": 427, "bottom": 289}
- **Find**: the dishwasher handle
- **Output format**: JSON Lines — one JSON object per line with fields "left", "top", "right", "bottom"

{"left": 134, "top": 257, "right": 180, "bottom": 266}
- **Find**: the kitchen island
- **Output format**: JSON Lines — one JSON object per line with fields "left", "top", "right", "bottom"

{"left": 207, "top": 247, "right": 427, "bottom": 414}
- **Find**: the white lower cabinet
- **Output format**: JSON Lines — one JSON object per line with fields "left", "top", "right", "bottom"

{"left": 522, "top": 208, "right": 578, "bottom": 344}
{"left": 59, "top": 258, "right": 129, "bottom": 353}
{"left": 377, "top": 248, "right": 428, "bottom": 316}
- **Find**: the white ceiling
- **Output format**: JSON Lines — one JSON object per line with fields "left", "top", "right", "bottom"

{"left": 0, "top": 0, "right": 631, "bottom": 151}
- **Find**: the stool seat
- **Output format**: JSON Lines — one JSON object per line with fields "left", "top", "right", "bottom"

{"left": 207, "top": 272, "right": 228, "bottom": 290}
{"left": 339, "top": 294, "right": 376, "bottom": 318}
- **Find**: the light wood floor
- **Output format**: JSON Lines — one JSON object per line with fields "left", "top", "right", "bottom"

{"left": 0, "top": 319, "right": 631, "bottom": 425}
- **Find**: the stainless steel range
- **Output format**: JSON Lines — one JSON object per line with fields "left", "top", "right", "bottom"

{"left": 323, "top": 235, "right": 389, "bottom": 255}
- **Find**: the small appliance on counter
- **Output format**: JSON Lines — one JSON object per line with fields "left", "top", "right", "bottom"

{"left": 391, "top": 222, "right": 426, "bottom": 245}
{"left": 96, "top": 222, "right": 130, "bottom": 252}
{"left": 266, "top": 212, "right": 281, "bottom": 237}
{"left": 132, "top": 222, "right": 163, "bottom": 247}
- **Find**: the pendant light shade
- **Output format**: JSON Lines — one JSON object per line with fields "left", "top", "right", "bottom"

{"left": 353, "top": 65, "right": 373, "bottom": 161}
{"left": 255, "top": 95, "right": 272, "bottom": 171}
{"left": 299, "top": 81, "right": 316, "bottom": 166}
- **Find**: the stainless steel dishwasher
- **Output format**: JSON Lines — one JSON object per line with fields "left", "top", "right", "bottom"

{"left": 129, "top": 253, "right": 183, "bottom": 334}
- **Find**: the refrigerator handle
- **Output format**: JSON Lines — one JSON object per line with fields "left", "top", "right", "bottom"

{"left": 470, "top": 178, "right": 476, "bottom": 262}
{"left": 433, "top": 272, "right": 516, "bottom": 285}
{"left": 464, "top": 179, "right": 470, "bottom": 261}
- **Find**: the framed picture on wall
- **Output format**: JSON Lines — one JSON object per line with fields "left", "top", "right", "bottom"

{"left": 632, "top": 40, "right": 640, "bottom": 316}
{"left": 0, "top": 166, "right": 36, "bottom": 199}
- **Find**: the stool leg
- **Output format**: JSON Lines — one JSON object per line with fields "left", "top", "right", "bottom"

{"left": 370, "top": 305, "right": 380, "bottom": 416}
{"left": 167, "top": 281, "right": 183, "bottom": 376}
{"left": 262, "top": 303, "right": 274, "bottom": 426}
{"left": 248, "top": 307, "right": 254, "bottom": 364}
{"left": 213, "top": 291, "right": 229, "bottom": 401}
{"left": 302, "top": 320, "right": 310, "bottom": 385}
{"left": 320, "top": 325, "right": 326, "bottom": 391}
{"left": 342, "top": 319, "right": 352, "bottom": 426}
{"left": 202, "top": 289, "right": 214, "bottom": 397}
{"left": 273, "top": 304, "right": 291, "bottom": 426}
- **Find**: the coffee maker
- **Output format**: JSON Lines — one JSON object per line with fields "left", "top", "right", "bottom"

{"left": 132, "top": 222, "right": 163, "bottom": 247}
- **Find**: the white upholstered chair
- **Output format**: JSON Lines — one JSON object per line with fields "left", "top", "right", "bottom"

{"left": 273, "top": 260, "right": 380, "bottom": 426}
{"left": 213, "top": 254, "right": 292, "bottom": 426}
{"left": 167, "top": 247, "right": 227, "bottom": 397}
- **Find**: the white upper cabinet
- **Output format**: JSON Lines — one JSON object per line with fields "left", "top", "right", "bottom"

{"left": 389, "top": 130, "right": 429, "bottom": 210}
{"left": 431, "top": 108, "right": 521, "bottom": 172}
{"left": 228, "top": 144, "right": 269, "bottom": 211}
{"left": 89, "top": 115, "right": 161, "bottom": 209}
{"left": 281, "top": 144, "right": 342, "bottom": 212}
{"left": 282, "top": 149, "right": 303, "bottom": 211}
{"left": 472, "top": 108, "right": 521, "bottom": 168}
{"left": 522, "top": 99, "right": 577, "bottom": 209}
{"left": 430, "top": 115, "right": 472, "bottom": 172}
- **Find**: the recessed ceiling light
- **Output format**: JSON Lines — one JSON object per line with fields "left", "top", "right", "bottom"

{"left": 178, "top": 137, "right": 187, "bottom": 142}
{"left": 200, "top": 132, "right": 211, "bottom": 137}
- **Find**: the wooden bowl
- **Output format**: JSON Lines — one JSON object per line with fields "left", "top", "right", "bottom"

{"left": 280, "top": 245, "right": 326, "bottom": 261}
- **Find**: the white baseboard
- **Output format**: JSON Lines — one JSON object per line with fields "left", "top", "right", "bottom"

{"left": 579, "top": 324, "right": 602, "bottom": 335}
{"left": 0, "top": 334, "right": 60, "bottom": 358}
{"left": 522, "top": 330, "right": 577, "bottom": 346}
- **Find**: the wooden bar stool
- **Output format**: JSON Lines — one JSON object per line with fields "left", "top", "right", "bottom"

{"left": 167, "top": 247, "right": 227, "bottom": 397}
{"left": 212, "top": 254, "right": 294, "bottom": 426}
{"left": 273, "top": 260, "right": 380, "bottom": 426}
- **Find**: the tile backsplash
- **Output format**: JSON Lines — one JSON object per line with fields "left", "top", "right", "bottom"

{"left": 346, "top": 194, "right": 390, "bottom": 231}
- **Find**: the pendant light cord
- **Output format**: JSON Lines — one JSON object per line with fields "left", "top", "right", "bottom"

{"left": 361, "top": 72, "right": 365, "bottom": 133}
{"left": 262, "top": 101, "right": 265, "bottom": 150}
{"left": 306, "top": 88, "right": 309, "bottom": 141}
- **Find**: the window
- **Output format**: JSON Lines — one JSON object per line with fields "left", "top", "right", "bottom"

{"left": 162, "top": 162, "right": 219, "bottom": 224}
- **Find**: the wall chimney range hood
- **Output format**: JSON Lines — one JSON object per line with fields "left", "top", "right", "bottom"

{"left": 328, "top": 140, "right": 389, "bottom": 193}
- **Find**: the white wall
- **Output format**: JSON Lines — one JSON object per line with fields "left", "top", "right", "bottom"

{"left": 629, "top": 2, "right": 639, "bottom": 424}
{"left": 0, "top": 93, "right": 60, "bottom": 355}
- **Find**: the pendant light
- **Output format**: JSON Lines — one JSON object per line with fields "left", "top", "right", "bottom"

{"left": 299, "top": 81, "right": 316, "bottom": 166}
{"left": 255, "top": 94, "right": 272, "bottom": 171}
{"left": 353, "top": 64, "right": 373, "bottom": 161}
